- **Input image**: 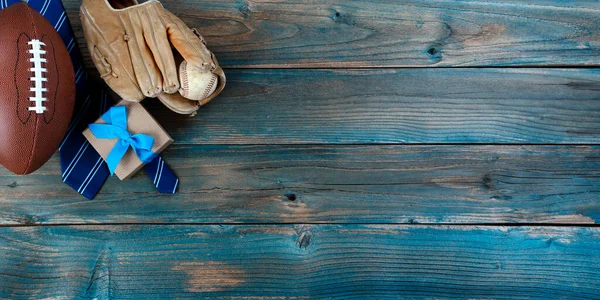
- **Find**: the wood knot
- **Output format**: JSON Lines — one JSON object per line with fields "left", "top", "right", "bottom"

{"left": 284, "top": 192, "right": 297, "bottom": 201}
{"left": 331, "top": 10, "right": 342, "bottom": 22}
{"left": 330, "top": 10, "right": 354, "bottom": 25}
{"left": 296, "top": 231, "right": 312, "bottom": 250}
{"left": 235, "top": 0, "right": 251, "bottom": 18}
{"left": 427, "top": 47, "right": 438, "bottom": 55}
{"left": 482, "top": 173, "right": 494, "bottom": 189}
{"left": 22, "top": 215, "right": 40, "bottom": 225}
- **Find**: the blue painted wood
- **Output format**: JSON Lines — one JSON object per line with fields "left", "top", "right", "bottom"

{"left": 142, "top": 68, "right": 600, "bottom": 144}
{"left": 0, "top": 225, "right": 599, "bottom": 299}
{"left": 0, "top": 145, "right": 598, "bottom": 225}
{"left": 63, "top": 0, "right": 600, "bottom": 67}
{"left": 3, "top": 1, "right": 596, "bottom": 297}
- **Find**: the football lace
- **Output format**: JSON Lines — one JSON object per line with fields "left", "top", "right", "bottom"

{"left": 27, "top": 39, "right": 48, "bottom": 114}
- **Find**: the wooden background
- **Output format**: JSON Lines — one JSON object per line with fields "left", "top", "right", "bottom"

{"left": 1, "top": 0, "right": 600, "bottom": 298}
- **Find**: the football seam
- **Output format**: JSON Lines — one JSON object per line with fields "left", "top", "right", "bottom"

{"left": 42, "top": 34, "right": 57, "bottom": 124}
{"left": 14, "top": 33, "right": 33, "bottom": 124}
{"left": 24, "top": 0, "right": 41, "bottom": 175}
{"left": 23, "top": 114, "right": 41, "bottom": 174}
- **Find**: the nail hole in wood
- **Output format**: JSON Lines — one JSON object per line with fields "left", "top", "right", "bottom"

{"left": 428, "top": 47, "right": 438, "bottom": 55}
{"left": 285, "top": 193, "right": 297, "bottom": 201}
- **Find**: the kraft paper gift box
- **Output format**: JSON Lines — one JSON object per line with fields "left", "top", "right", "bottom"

{"left": 83, "top": 100, "right": 173, "bottom": 180}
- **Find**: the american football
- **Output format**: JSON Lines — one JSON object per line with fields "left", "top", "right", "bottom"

{"left": 0, "top": 3, "right": 75, "bottom": 175}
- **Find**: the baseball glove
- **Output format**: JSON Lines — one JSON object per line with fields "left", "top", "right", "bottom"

{"left": 80, "top": 0, "right": 225, "bottom": 114}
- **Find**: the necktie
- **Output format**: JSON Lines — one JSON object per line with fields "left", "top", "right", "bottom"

{"left": 1, "top": 0, "right": 179, "bottom": 199}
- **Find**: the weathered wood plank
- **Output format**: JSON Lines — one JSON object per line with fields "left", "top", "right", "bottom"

{"left": 0, "top": 225, "right": 599, "bottom": 299}
{"left": 1, "top": 145, "right": 599, "bottom": 225}
{"left": 63, "top": 0, "right": 600, "bottom": 68}
{"left": 141, "top": 68, "right": 600, "bottom": 144}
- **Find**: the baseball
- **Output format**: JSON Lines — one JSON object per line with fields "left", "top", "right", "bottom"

{"left": 178, "top": 60, "right": 219, "bottom": 104}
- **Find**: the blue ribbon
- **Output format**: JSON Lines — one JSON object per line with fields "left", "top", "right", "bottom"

{"left": 88, "top": 106, "right": 156, "bottom": 175}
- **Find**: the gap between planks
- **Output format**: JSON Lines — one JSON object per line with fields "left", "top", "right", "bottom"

{"left": 1, "top": 223, "right": 600, "bottom": 228}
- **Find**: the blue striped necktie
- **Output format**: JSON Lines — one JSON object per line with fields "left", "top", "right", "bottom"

{"left": 0, "top": 0, "right": 179, "bottom": 199}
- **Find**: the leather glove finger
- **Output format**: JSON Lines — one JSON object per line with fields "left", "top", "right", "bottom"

{"left": 199, "top": 53, "right": 226, "bottom": 105}
{"left": 158, "top": 8, "right": 214, "bottom": 71}
{"left": 120, "top": 10, "right": 163, "bottom": 98}
{"left": 140, "top": 4, "right": 180, "bottom": 94}
{"left": 80, "top": 5, "right": 145, "bottom": 102}
{"left": 156, "top": 92, "right": 200, "bottom": 116}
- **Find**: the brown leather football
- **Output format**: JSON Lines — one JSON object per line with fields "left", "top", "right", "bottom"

{"left": 0, "top": 3, "right": 76, "bottom": 175}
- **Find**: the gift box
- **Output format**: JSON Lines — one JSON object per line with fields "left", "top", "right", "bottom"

{"left": 83, "top": 100, "right": 173, "bottom": 180}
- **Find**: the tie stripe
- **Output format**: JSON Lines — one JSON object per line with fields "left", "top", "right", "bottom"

{"left": 0, "top": 0, "right": 179, "bottom": 199}
{"left": 75, "top": 65, "right": 85, "bottom": 83}
{"left": 156, "top": 159, "right": 164, "bottom": 187}
{"left": 153, "top": 157, "right": 161, "bottom": 184}
{"left": 172, "top": 179, "right": 179, "bottom": 194}
{"left": 66, "top": 38, "right": 75, "bottom": 53}
{"left": 40, "top": 0, "right": 50, "bottom": 15}
{"left": 54, "top": 11, "right": 66, "bottom": 30}
{"left": 62, "top": 141, "right": 89, "bottom": 181}
{"left": 146, "top": 156, "right": 179, "bottom": 194}
{"left": 78, "top": 157, "right": 102, "bottom": 193}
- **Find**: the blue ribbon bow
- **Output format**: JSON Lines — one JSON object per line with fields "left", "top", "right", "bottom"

{"left": 88, "top": 106, "right": 157, "bottom": 175}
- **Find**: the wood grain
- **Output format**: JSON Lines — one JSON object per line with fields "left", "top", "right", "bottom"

{"left": 62, "top": 0, "right": 600, "bottom": 68}
{"left": 1, "top": 224, "right": 599, "bottom": 299}
{"left": 1, "top": 145, "right": 599, "bottom": 225}
{"left": 4, "top": 1, "right": 596, "bottom": 298}
{"left": 140, "top": 68, "right": 600, "bottom": 144}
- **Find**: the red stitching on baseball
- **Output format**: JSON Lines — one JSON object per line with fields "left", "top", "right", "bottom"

{"left": 203, "top": 75, "right": 217, "bottom": 99}
{"left": 180, "top": 61, "right": 189, "bottom": 97}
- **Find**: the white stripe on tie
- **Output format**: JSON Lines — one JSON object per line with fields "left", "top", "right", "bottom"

{"left": 63, "top": 142, "right": 89, "bottom": 181}
{"left": 72, "top": 65, "right": 83, "bottom": 82}
{"left": 79, "top": 157, "right": 102, "bottom": 193}
{"left": 39, "top": 0, "right": 46, "bottom": 15}
{"left": 75, "top": 65, "right": 83, "bottom": 76}
{"left": 78, "top": 157, "right": 101, "bottom": 193}
{"left": 54, "top": 12, "right": 66, "bottom": 31}
{"left": 156, "top": 160, "right": 164, "bottom": 187}
{"left": 40, "top": 0, "right": 50, "bottom": 15}
{"left": 66, "top": 38, "right": 75, "bottom": 52}
{"left": 153, "top": 157, "right": 161, "bottom": 184}
{"left": 172, "top": 178, "right": 178, "bottom": 194}
{"left": 81, "top": 158, "right": 104, "bottom": 194}
{"left": 54, "top": 12, "right": 65, "bottom": 28}
{"left": 62, "top": 141, "right": 87, "bottom": 177}
{"left": 75, "top": 66, "right": 84, "bottom": 83}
